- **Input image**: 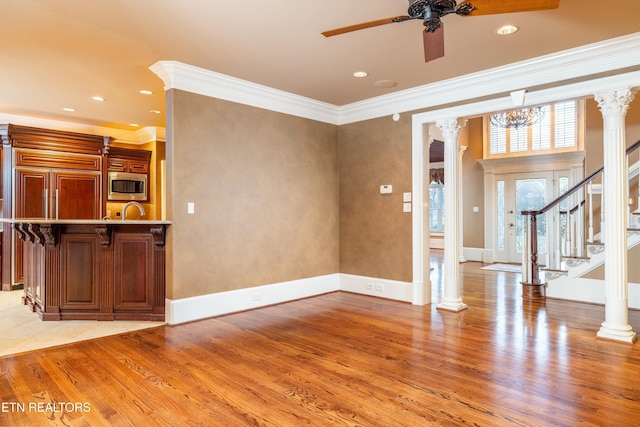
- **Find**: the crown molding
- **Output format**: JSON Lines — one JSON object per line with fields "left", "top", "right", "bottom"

{"left": 150, "top": 32, "right": 640, "bottom": 126}
{"left": 149, "top": 61, "right": 340, "bottom": 125}
{"left": 338, "top": 32, "right": 640, "bottom": 124}
{"left": 0, "top": 112, "right": 159, "bottom": 144}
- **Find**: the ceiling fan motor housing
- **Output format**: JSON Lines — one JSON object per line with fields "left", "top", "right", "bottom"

{"left": 407, "top": 0, "right": 457, "bottom": 18}
{"left": 407, "top": 0, "right": 476, "bottom": 31}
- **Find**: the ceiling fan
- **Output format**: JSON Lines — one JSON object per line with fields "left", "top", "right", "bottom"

{"left": 322, "top": 0, "right": 560, "bottom": 63}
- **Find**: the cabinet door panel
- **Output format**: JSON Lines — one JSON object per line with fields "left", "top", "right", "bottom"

{"left": 114, "top": 233, "right": 153, "bottom": 312}
{"left": 54, "top": 172, "right": 101, "bottom": 219}
{"left": 16, "top": 169, "right": 47, "bottom": 218}
{"left": 60, "top": 234, "right": 99, "bottom": 310}
{"left": 15, "top": 168, "right": 48, "bottom": 285}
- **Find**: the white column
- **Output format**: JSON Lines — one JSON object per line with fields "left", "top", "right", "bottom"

{"left": 437, "top": 118, "right": 468, "bottom": 312}
{"left": 595, "top": 88, "right": 636, "bottom": 343}
{"left": 458, "top": 145, "right": 468, "bottom": 263}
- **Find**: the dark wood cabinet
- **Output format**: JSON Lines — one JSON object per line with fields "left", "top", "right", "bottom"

{"left": 54, "top": 172, "right": 101, "bottom": 219}
{"left": 18, "top": 221, "right": 166, "bottom": 321}
{"left": 59, "top": 233, "right": 100, "bottom": 313}
{"left": 1, "top": 125, "right": 106, "bottom": 290}
{"left": 107, "top": 157, "right": 149, "bottom": 174}
{"left": 113, "top": 232, "right": 154, "bottom": 314}
{"left": 16, "top": 169, "right": 101, "bottom": 220}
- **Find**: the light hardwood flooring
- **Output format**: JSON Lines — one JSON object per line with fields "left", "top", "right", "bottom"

{"left": 2, "top": 252, "right": 640, "bottom": 426}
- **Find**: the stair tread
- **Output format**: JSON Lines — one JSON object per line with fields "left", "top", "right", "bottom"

{"left": 540, "top": 268, "right": 569, "bottom": 273}
{"left": 561, "top": 255, "right": 590, "bottom": 260}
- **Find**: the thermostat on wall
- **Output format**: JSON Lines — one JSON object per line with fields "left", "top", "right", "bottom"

{"left": 380, "top": 185, "right": 393, "bottom": 194}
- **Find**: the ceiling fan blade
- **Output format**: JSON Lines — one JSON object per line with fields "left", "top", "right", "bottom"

{"left": 423, "top": 25, "right": 445, "bottom": 63}
{"left": 466, "top": 0, "right": 560, "bottom": 15}
{"left": 322, "top": 16, "right": 412, "bottom": 37}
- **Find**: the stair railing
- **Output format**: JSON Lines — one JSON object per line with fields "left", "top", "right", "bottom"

{"left": 522, "top": 139, "right": 640, "bottom": 288}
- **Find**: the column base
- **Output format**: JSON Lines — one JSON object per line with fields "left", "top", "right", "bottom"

{"left": 597, "top": 321, "right": 637, "bottom": 344}
{"left": 522, "top": 283, "right": 546, "bottom": 300}
{"left": 437, "top": 300, "right": 468, "bottom": 312}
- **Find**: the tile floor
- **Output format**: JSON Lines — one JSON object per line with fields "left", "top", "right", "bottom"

{"left": 0, "top": 290, "right": 164, "bottom": 357}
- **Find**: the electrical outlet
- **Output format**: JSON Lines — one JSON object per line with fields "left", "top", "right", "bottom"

{"left": 366, "top": 283, "right": 374, "bottom": 290}
{"left": 251, "top": 293, "right": 262, "bottom": 301}
{"left": 375, "top": 283, "right": 385, "bottom": 292}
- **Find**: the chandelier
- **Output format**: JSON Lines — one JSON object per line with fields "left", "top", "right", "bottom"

{"left": 489, "top": 106, "right": 545, "bottom": 129}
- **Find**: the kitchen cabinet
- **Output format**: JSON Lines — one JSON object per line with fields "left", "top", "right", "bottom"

{"left": 12, "top": 220, "right": 167, "bottom": 321}
{"left": 107, "top": 147, "right": 151, "bottom": 174}
{"left": 15, "top": 169, "right": 101, "bottom": 220}
{"left": 1, "top": 124, "right": 106, "bottom": 290}
{"left": 107, "top": 157, "right": 149, "bottom": 173}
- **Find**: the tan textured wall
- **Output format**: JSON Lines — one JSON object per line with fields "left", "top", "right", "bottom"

{"left": 339, "top": 114, "right": 412, "bottom": 282}
{"left": 462, "top": 117, "right": 485, "bottom": 248}
{"left": 166, "top": 90, "right": 339, "bottom": 299}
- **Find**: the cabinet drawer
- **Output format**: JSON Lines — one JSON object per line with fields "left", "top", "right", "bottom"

{"left": 128, "top": 160, "right": 149, "bottom": 173}
{"left": 107, "top": 159, "right": 127, "bottom": 172}
{"left": 108, "top": 158, "right": 149, "bottom": 173}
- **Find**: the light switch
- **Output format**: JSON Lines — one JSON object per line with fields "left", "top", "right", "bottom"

{"left": 188, "top": 202, "right": 195, "bottom": 214}
{"left": 403, "top": 202, "right": 412, "bottom": 213}
{"left": 403, "top": 192, "right": 412, "bottom": 202}
{"left": 473, "top": 206, "right": 479, "bottom": 213}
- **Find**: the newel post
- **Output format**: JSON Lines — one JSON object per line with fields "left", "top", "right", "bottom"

{"left": 521, "top": 211, "right": 545, "bottom": 299}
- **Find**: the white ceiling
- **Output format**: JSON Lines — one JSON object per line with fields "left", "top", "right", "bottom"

{"left": 2, "top": 0, "right": 640, "bottom": 131}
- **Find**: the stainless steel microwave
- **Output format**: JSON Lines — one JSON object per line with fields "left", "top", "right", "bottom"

{"left": 107, "top": 172, "right": 147, "bottom": 201}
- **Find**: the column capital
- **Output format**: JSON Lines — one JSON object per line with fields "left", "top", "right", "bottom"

{"left": 594, "top": 88, "right": 636, "bottom": 117}
{"left": 435, "top": 118, "right": 467, "bottom": 138}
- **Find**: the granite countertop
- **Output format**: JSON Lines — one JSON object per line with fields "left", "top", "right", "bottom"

{"left": 0, "top": 218, "right": 171, "bottom": 225}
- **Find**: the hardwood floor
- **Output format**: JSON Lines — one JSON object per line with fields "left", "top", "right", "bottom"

{"left": 2, "top": 253, "right": 640, "bottom": 426}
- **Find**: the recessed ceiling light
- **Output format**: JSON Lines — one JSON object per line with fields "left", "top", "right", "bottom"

{"left": 496, "top": 25, "right": 519, "bottom": 35}
{"left": 150, "top": 110, "right": 161, "bottom": 114}
{"left": 62, "top": 107, "right": 75, "bottom": 112}
{"left": 91, "top": 96, "right": 105, "bottom": 102}
{"left": 353, "top": 71, "right": 368, "bottom": 78}
{"left": 139, "top": 90, "right": 153, "bottom": 95}
{"left": 129, "top": 123, "right": 139, "bottom": 127}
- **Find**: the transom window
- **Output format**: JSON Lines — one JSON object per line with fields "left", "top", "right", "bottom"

{"left": 485, "top": 100, "right": 581, "bottom": 158}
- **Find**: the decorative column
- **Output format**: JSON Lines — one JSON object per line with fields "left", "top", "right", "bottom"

{"left": 436, "top": 118, "right": 468, "bottom": 312}
{"left": 458, "top": 145, "right": 468, "bottom": 263}
{"left": 595, "top": 88, "right": 636, "bottom": 343}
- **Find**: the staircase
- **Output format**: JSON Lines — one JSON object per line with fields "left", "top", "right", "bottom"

{"left": 543, "top": 227, "right": 640, "bottom": 307}
{"left": 521, "top": 139, "right": 640, "bottom": 304}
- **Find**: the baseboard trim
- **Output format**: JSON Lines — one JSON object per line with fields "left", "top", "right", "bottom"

{"left": 166, "top": 274, "right": 340, "bottom": 325}
{"left": 166, "top": 273, "right": 414, "bottom": 325}
{"left": 339, "top": 274, "right": 413, "bottom": 303}
{"left": 462, "top": 247, "right": 487, "bottom": 263}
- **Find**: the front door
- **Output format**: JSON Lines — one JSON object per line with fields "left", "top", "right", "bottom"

{"left": 495, "top": 171, "right": 569, "bottom": 264}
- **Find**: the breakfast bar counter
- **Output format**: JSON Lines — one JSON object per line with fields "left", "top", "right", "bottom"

{"left": 1, "top": 219, "right": 170, "bottom": 321}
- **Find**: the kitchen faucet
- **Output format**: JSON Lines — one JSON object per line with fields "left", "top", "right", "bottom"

{"left": 122, "top": 201, "right": 145, "bottom": 221}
